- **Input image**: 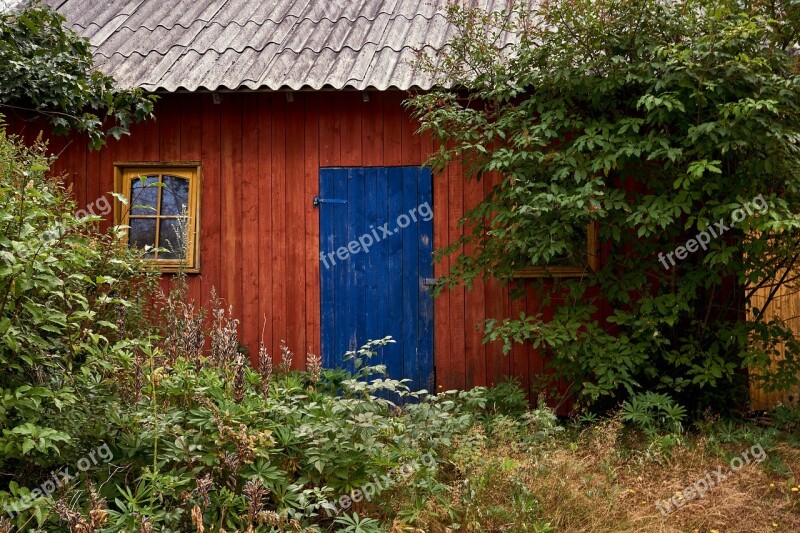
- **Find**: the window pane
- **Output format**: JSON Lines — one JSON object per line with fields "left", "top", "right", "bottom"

{"left": 130, "top": 175, "right": 160, "bottom": 215}
{"left": 517, "top": 224, "right": 588, "bottom": 269}
{"left": 161, "top": 175, "right": 190, "bottom": 216}
{"left": 158, "top": 218, "right": 187, "bottom": 260}
{"left": 549, "top": 226, "right": 588, "bottom": 267}
{"left": 128, "top": 218, "right": 157, "bottom": 258}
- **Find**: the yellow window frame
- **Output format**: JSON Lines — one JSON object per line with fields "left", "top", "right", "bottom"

{"left": 113, "top": 162, "right": 201, "bottom": 273}
{"left": 514, "top": 223, "right": 599, "bottom": 278}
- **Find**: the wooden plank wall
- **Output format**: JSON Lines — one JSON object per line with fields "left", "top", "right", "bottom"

{"left": 4, "top": 91, "right": 551, "bottom": 398}
{"left": 749, "top": 279, "right": 800, "bottom": 410}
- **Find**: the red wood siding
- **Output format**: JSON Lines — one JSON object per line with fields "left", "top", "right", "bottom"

{"left": 4, "top": 91, "right": 552, "bottom": 397}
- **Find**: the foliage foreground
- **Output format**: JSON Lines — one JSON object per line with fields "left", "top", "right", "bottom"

{"left": 2, "top": 326, "right": 800, "bottom": 533}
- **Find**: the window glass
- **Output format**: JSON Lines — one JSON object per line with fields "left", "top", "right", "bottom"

{"left": 158, "top": 218, "right": 186, "bottom": 260}
{"left": 161, "top": 175, "right": 189, "bottom": 216}
{"left": 130, "top": 175, "right": 160, "bottom": 215}
{"left": 128, "top": 218, "right": 157, "bottom": 257}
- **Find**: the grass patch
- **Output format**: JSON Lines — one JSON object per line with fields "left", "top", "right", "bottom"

{"left": 390, "top": 413, "right": 800, "bottom": 532}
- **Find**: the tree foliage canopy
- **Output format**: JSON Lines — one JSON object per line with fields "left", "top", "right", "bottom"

{"left": 409, "top": 0, "right": 800, "bottom": 409}
{"left": 0, "top": 2, "right": 154, "bottom": 148}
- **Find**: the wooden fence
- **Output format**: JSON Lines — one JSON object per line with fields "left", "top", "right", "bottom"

{"left": 749, "top": 279, "right": 800, "bottom": 410}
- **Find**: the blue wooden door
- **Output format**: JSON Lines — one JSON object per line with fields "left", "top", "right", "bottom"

{"left": 319, "top": 167, "right": 434, "bottom": 392}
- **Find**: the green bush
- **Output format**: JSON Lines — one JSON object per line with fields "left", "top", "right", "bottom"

{"left": 409, "top": 0, "right": 800, "bottom": 412}
{"left": 0, "top": 125, "right": 154, "bottom": 483}
{"left": 0, "top": 275, "right": 555, "bottom": 531}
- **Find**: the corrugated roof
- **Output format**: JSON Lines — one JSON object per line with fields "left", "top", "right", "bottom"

{"left": 40, "top": 0, "right": 514, "bottom": 92}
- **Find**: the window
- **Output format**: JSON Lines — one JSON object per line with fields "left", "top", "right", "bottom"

{"left": 514, "top": 223, "right": 599, "bottom": 278}
{"left": 114, "top": 163, "right": 201, "bottom": 272}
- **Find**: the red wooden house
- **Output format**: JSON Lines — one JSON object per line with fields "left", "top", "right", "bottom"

{"left": 9, "top": 0, "right": 562, "bottom": 396}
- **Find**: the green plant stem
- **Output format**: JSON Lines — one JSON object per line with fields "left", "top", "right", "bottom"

{"left": 149, "top": 339, "right": 158, "bottom": 510}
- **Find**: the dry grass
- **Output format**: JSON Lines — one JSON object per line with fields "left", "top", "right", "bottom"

{"left": 532, "top": 429, "right": 800, "bottom": 532}
{"left": 405, "top": 417, "right": 800, "bottom": 532}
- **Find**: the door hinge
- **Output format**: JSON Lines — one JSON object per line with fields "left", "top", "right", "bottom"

{"left": 313, "top": 196, "right": 347, "bottom": 208}
{"left": 422, "top": 277, "right": 439, "bottom": 290}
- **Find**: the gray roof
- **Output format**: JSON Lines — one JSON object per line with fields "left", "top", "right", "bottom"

{"left": 41, "top": 0, "right": 512, "bottom": 92}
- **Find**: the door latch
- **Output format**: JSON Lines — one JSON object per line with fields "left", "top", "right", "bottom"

{"left": 313, "top": 196, "right": 347, "bottom": 208}
{"left": 422, "top": 278, "right": 440, "bottom": 291}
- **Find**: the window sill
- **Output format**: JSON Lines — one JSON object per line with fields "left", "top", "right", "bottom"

{"left": 144, "top": 263, "right": 200, "bottom": 275}
{"left": 513, "top": 266, "right": 592, "bottom": 279}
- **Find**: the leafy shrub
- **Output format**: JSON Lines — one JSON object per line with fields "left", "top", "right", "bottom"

{"left": 621, "top": 392, "right": 687, "bottom": 460}
{"left": 770, "top": 405, "right": 800, "bottom": 439}
{"left": 409, "top": 0, "right": 800, "bottom": 412}
{"left": 2, "top": 281, "right": 419, "bottom": 530}
{"left": 621, "top": 392, "right": 687, "bottom": 437}
{"left": 102, "top": 334, "right": 479, "bottom": 532}
{"left": 0, "top": 127, "right": 154, "bottom": 477}
{"left": 484, "top": 377, "right": 529, "bottom": 416}
{"left": 0, "top": 273, "right": 559, "bottom": 531}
